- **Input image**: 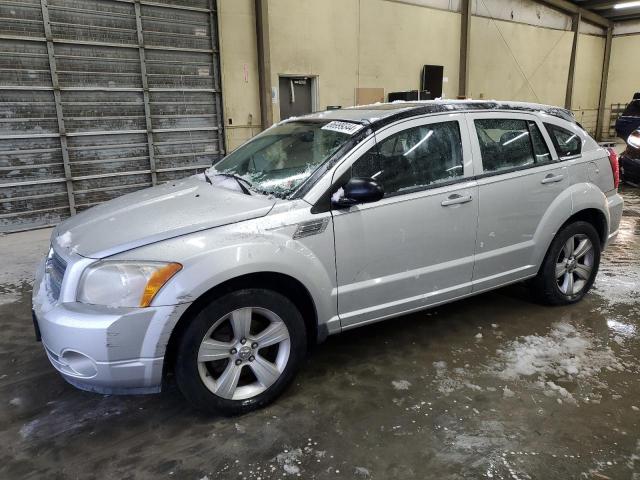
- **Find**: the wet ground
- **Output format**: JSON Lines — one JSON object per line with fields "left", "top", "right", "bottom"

{"left": 1, "top": 188, "right": 639, "bottom": 480}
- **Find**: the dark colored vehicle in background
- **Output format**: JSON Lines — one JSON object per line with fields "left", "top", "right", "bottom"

{"left": 620, "top": 128, "right": 640, "bottom": 185}
{"left": 615, "top": 93, "right": 640, "bottom": 141}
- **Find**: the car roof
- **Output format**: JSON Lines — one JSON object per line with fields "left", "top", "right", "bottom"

{"left": 299, "top": 100, "right": 576, "bottom": 129}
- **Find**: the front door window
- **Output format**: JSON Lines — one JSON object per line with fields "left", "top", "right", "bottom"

{"left": 350, "top": 121, "right": 464, "bottom": 196}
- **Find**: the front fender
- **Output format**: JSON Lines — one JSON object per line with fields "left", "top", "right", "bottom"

{"left": 113, "top": 211, "right": 338, "bottom": 340}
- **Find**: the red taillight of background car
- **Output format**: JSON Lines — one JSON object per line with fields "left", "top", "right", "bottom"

{"left": 607, "top": 147, "right": 620, "bottom": 189}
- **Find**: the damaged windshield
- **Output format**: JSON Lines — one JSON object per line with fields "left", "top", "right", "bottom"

{"left": 209, "top": 120, "right": 362, "bottom": 197}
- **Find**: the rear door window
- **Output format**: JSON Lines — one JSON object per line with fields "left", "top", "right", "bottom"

{"left": 474, "top": 118, "right": 551, "bottom": 173}
{"left": 544, "top": 123, "right": 582, "bottom": 158}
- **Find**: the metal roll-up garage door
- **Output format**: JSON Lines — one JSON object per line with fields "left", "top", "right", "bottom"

{"left": 0, "top": 0, "right": 225, "bottom": 232}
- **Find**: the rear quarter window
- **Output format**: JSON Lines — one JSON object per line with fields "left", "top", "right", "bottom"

{"left": 544, "top": 123, "right": 582, "bottom": 158}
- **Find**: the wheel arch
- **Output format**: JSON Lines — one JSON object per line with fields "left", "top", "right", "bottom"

{"left": 561, "top": 208, "right": 608, "bottom": 248}
{"left": 162, "top": 271, "right": 320, "bottom": 381}
{"left": 534, "top": 206, "right": 607, "bottom": 280}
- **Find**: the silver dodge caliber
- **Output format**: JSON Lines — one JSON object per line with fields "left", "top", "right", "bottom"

{"left": 33, "top": 101, "right": 624, "bottom": 415}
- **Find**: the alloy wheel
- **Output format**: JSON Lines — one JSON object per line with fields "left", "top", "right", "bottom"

{"left": 197, "top": 307, "right": 291, "bottom": 400}
{"left": 555, "top": 234, "right": 595, "bottom": 296}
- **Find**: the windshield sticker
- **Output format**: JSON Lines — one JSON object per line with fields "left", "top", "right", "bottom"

{"left": 321, "top": 121, "right": 364, "bottom": 135}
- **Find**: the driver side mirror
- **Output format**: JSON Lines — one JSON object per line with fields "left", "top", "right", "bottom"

{"left": 332, "top": 177, "right": 384, "bottom": 208}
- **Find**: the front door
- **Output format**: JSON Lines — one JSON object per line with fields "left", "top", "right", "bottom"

{"left": 331, "top": 114, "right": 479, "bottom": 329}
{"left": 279, "top": 76, "right": 313, "bottom": 120}
{"left": 466, "top": 113, "right": 570, "bottom": 290}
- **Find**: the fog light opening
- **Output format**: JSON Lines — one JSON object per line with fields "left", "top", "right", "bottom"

{"left": 60, "top": 350, "right": 98, "bottom": 378}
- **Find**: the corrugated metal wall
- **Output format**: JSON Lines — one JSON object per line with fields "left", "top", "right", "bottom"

{"left": 0, "top": 0, "right": 224, "bottom": 232}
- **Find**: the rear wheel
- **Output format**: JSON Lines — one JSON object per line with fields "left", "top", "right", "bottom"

{"left": 532, "top": 221, "right": 601, "bottom": 305}
{"left": 175, "top": 289, "right": 306, "bottom": 415}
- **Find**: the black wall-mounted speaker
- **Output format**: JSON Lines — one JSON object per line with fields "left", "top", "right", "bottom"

{"left": 421, "top": 65, "right": 444, "bottom": 99}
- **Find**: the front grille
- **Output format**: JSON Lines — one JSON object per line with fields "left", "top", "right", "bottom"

{"left": 46, "top": 250, "right": 67, "bottom": 300}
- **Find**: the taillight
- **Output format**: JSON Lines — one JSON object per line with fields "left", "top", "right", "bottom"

{"left": 606, "top": 147, "right": 620, "bottom": 189}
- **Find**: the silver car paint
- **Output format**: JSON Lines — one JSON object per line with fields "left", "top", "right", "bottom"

{"left": 465, "top": 111, "right": 572, "bottom": 289}
{"left": 55, "top": 176, "right": 276, "bottom": 258}
{"left": 331, "top": 113, "right": 479, "bottom": 328}
{"left": 32, "top": 106, "right": 624, "bottom": 394}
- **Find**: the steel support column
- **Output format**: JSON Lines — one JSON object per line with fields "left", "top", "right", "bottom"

{"left": 209, "top": 0, "right": 226, "bottom": 157}
{"left": 255, "top": 0, "right": 273, "bottom": 129}
{"left": 564, "top": 13, "right": 581, "bottom": 110}
{"left": 134, "top": 0, "right": 157, "bottom": 185}
{"left": 596, "top": 26, "right": 613, "bottom": 141}
{"left": 40, "top": 0, "right": 76, "bottom": 215}
{"left": 459, "top": 0, "right": 471, "bottom": 98}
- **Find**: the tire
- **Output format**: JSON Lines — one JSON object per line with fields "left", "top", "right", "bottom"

{"left": 175, "top": 289, "right": 307, "bottom": 416}
{"left": 532, "top": 221, "right": 601, "bottom": 306}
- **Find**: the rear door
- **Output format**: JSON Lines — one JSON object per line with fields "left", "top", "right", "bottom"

{"left": 331, "top": 114, "right": 479, "bottom": 329}
{"left": 466, "top": 112, "right": 570, "bottom": 290}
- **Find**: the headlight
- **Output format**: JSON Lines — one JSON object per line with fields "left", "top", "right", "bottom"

{"left": 628, "top": 131, "right": 640, "bottom": 150}
{"left": 77, "top": 261, "right": 182, "bottom": 307}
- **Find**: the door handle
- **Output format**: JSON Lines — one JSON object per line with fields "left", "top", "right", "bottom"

{"left": 441, "top": 194, "right": 473, "bottom": 206}
{"left": 541, "top": 173, "right": 564, "bottom": 184}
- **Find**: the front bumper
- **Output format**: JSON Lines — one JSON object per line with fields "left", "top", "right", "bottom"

{"left": 32, "top": 259, "right": 190, "bottom": 394}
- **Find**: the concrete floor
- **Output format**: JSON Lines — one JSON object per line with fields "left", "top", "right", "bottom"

{"left": 1, "top": 188, "right": 639, "bottom": 480}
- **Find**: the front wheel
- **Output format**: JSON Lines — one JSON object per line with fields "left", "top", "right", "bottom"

{"left": 175, "top": 289, "right": 307, "bottom": 415}
{"left": 532, "top": 221, "right": 601, "bottom": 305}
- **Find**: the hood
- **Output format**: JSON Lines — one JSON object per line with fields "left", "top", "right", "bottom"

{"left": 53, "top": 176, "right": 276, "bottom": 258}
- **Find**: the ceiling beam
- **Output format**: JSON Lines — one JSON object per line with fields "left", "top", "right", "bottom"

{"left": 537, "top": 0, "right": 612, "bottom": 27}
{"left": 578, "top": 0, "right": 619, "bottom": 10}
{"left": 600, "top": 6, "right": 640, "bottom": 17}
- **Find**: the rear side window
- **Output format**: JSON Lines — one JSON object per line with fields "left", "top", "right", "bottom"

{"left": 351, "top": 121, "right": 463, "bottom": 196}
{"left": 544, "top": 123, "right": 582, "bottom": 157}
{"left": 474, "top": 118, "right": 551, "bottom": 173}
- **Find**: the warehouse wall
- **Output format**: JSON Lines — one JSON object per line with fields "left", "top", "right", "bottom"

{"left": 267, "top": 0, "right": 462, "bottom": 121}
{"left": 218, "top": 0, "right": 261, "bottom": 151}
{"left": 357, "top": 0, "right": 460, "bottom": 101}
{"left": 601, "top": 21, "right": 640, "bottom": 139}
{"left": 468, "top": 17, "right": 573, "bottom": 105}
{"left": 572, "top": 33, "right": 606, "bottom": 135}
{"left": 220, "top": 0, "right": 608, "bottom": 130}
{"left": 216, "top": 0, "right": 624, "bottom": 143}
{"left": 268, "top": 0, "right": 360, "bottom": 121}
{"left": 607, "top": 31, "right": 640, "bottom": 106}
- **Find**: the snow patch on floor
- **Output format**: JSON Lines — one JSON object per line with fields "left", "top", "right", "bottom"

{"left": 19, "top": 397, "right": 127, "bottom": 441}
{"left": 0, "top": 228, "right": 51, "bottom": 305}
{"left": 493, "top": 322, "right": 625, "bottom": 381}
{"left": 392, "top": 380, "right": 411, "bottom": 391}
{"left": 275, "top": 448, "right": 303, "bottom": 475}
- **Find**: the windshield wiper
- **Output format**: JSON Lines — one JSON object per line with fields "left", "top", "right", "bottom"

{"left": 206, "top": 172, "right": 253, "bottom": 195}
